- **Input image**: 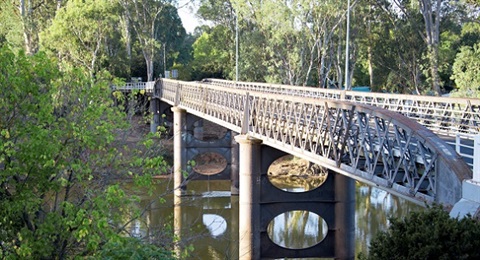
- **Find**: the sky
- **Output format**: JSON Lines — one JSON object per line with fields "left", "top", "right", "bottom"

{"left": 177, "top": 0, "right": 202, "bottom": 34}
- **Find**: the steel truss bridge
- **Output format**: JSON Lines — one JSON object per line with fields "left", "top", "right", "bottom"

{"left": 116, "top": 79, "right": 478, "bottom": 206}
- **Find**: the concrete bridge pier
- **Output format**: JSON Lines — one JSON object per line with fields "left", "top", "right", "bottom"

{"left": 149, "top": 98, "right": 160, "bottom": 133}
{"left": 334, "top": 172, "right": 356, "bottom": 259}
{"left": 235, "top": 134, "right": 355, "bottom": 259}
{"left": 235, "top": 135, "right": 262, "bottom": 260}
{"left": 173, "top": 195, "right": 183, "bottom": 258}
{"left": 231, "top": 132, "right": 240, "bottom": 195}
{"left": 172, "top": 107, "right": 187, "bottom": 196}
{"left": 258, "top": 166, "right": 355, "bottom": 259}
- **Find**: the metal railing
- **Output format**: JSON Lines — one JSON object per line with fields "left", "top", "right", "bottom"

{"left": 201, "top": 78, "right": 480, "bottom": 137}
{"left": 201, "top": 79, "right": 480, "bottom": 168}
{"left": 154, "top": 79, "right": 472, "bottom": 205}
{"left": 112, "top": 82, "right": 154, "bottom": 92}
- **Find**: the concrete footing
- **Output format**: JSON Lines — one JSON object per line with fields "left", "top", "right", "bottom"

{"left": 450, "top": 180, "right": 480, "bottom": 219}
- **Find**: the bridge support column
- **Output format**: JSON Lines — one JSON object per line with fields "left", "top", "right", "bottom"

{"left": 172, "top": 107, "right": 186, "bottom": 196}
{"left": 230, "top": 196, "right": 239, "bottom": 259}
{"left": 235, "top": 135, "right": 262, "bottom": 260}
{"left": 231, "top": 132, "right": 240, "bottom": 195}
{"left": 173, "top": 195, "right": 183, "bottom": 258}
{"left": 150, "top": 98, "right": 160, "bottom": 133}
{"left": 334, "top": 172, "right": 355, "bottom": 259}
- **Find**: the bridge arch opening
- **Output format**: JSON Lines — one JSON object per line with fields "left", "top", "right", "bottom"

{"left": 267, "top": 155, "right": 328, "bottom": 192}
{"left": 267, "top": 210, "right": 328, "bottom": 249}
{"left": 192, "top": 152, "right": 227, "bottom": 176}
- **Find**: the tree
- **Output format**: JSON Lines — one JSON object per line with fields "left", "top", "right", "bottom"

{"left": 362, "top": 206, "right": 480, "bottom": 259}
{"left": 450, "top": 44, "right": 480, "bottom": 98}
{"left": 418, "top": 0, "right": 443, "bottom": 95}
{"left": 41, "top": 0, "right": 123, "bottom": 77}
{"left": 0, "top": 1, "right": 24, "bottom": 49}
{"left": 154, "top": 4, "right": 187, "bottom": 76}
{"left": 120, "top": 0, "right": 175, "bottom": 81}
{"left": 8, "top": 0, "right": 59, "bottom": 54}
{"left": 191, "top": 28, "right": 230, "bottom": 79}
{"left": 0, "top": 46, "right": 174, "bottom": 258}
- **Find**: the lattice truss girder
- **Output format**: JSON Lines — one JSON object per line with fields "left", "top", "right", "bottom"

{"left": 249, "top": 96, "right": 438, "bottom": 199}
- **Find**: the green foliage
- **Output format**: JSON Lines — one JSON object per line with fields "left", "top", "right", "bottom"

{"left": 450, "top": 44, "right": 480, "bottom": 98}
{"left": 0, "top": 46, "right": 173, "bottom": 258}
{"left": 362, "top": 206, "right": 480, "bottom": 260}
{"left": 91, "top": 237, "right": 175, "bottom": 259}
{"left": 191, "top": 29, "right": 231, "bottom": 79}
{"left": 0, "top": 2, "right": 23, "bottom": 49}
{"left": 41, "top": 0, "right": 123, "bottom": 76}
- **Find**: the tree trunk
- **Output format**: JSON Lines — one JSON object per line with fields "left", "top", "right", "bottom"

{"left": 20, "top": 0, "right": 38, "bottom": 54}
{"left": 366, "top": 16, "right": 374, "bottom": 90}
{"left": 124, "top": 14, "right": 132, "bottom": 61}
{"left": 146, "top": 57, "right": 154, "bottom": 82}
{"left": 368, "top": 45, "right": 374, "bottom": 89}
{"left": 336, "top": 34, "right": 344, "bottom": 90}
{"left": 419, "top": 0, "right": 442, "bottom": 96}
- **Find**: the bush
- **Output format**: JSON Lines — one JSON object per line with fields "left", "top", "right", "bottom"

{"left": 362, "top": 206, "right": 480, "bottom": 260}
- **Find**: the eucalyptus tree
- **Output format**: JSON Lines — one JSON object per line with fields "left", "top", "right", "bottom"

{"left": 0, "top": 1, "right": 23, "bottom": 49}
{"left": 353, "top": 0, "right": 387, "bottom": 90}
{"left": 232, "top": 0, "right": 307, "bottom": 85}
{"left": 295, "top": 0, "right": 352, "bottom": 87}
{"left": 7, "top": 0, "right": 59, "bottom": 54}
{"left": 209, "top": 0, "right": 354, "bottom": 87}
{"left": 41, "top": 0, "right": 123, "bottom": 77}
{"left": 417, "top": 0, "right": 444, "bottom": 95}
{"left": 154, "top": 4, "right": 187, "bottom": 76}
{"left": 120, "top": 0, "right": 178, "bottom": 81}
{"left": 193, "top": 1, "right": 236, "bottom": 80}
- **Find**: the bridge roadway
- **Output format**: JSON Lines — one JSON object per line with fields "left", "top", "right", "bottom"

{"left": 116, "top": 78, "right": 475, "bottom": 208}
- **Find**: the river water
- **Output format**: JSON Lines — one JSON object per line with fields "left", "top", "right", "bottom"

{"left": 123, "top": 177, "right": 422, "bottom": 259}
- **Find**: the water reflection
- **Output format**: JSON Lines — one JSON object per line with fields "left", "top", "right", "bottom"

{"left": 202, "top": 214, "right": 227, "bottom": 238}
{"left": 267, "top": 210, "right": 328, "bottom": 249}
{"left": 267, "top": 156, "right": 328, "bottom": 192}
{"left": 123, "top": 178, "right": 422, "bottom": 259}
{"left": 354, "top": 183, "right": 423, "bottom": 254}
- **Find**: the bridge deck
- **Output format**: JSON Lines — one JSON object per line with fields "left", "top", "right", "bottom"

{"left": 116, "top": 79, "right": 475, "bottom": 205}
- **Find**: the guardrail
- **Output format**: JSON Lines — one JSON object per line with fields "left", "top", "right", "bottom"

{"left": 201, "top": 79, "right": 480, "bottom": 169}
{"left": 112, "top": 82, "right": 154, "bottom": 93}
{"left": 201, "top": 79, "right": 480, "bottom": 137}
{"left": 453, "top": 134, "right": 475, "bottom": 168}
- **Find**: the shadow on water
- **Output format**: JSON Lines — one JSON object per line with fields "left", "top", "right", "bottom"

{"left": 122, "top": 177, "right": 422, "bottom": 259}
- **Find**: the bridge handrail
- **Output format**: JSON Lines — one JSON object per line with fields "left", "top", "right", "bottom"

{"left": 201, "top": 78, "right": 480, "bottom": 139}
{"left": 155, "top": 79, "right": 472, "bottom": 206}
{"left": 112, "top": 82, "right": 153, "bottom": 92}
